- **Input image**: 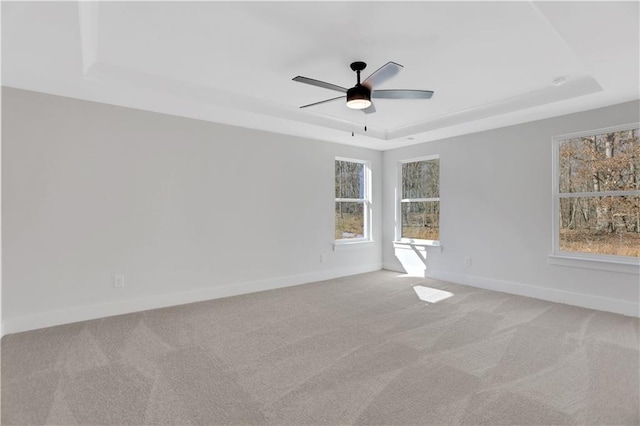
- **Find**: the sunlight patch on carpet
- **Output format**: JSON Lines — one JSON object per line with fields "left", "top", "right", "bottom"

{"left": 413, "top": 285, "right": 454, "bottom": 304}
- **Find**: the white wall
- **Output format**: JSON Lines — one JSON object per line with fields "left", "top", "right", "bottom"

{"left": 382, "top": 101, "right": 640, "bottom": 316}
{"left": 3, "top": 88, "right": 638, "bottom": 335}
{"left": 1, "top": 87, "right": 3, "bottom": 338}
{"left": 2, "top": 88, "right": 382, "bottom": 334}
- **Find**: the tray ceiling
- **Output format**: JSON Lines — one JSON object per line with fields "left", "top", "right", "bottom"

{"left": 2, "top": 1, "right": 638, "bottom": 150}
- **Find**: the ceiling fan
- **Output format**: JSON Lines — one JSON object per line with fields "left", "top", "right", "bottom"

{"left": 293, "top": 61, "right": 434, "bottom": 114}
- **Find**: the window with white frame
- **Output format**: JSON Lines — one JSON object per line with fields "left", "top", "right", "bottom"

{"left": 335, "top": 158, "right": 371, "bottom": 242}
{"left": 553, "top": 124, "right": 639, "bottom": 261}
{"left": 398, "top": 155, "right": 440, "bottom": 242}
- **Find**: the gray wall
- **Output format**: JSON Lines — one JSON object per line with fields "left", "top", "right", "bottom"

{"left": 2, "top": 88, "right": 382, "bottom": 333}
{"left": 382, "top": 101, "right": 640, "bottom": 315}
{"left": 3, "top": 87, "right": 638, "bottom": 334}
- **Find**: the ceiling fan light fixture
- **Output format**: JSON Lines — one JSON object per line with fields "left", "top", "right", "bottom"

{"left": 346, "top": 85, "right": 371, "bottom": 109}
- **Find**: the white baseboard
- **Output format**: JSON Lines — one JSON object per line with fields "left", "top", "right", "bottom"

{"left": 425, "top": 270, "right": 640, "bottom": 318}
{"left": 3, "top": 263, "right": 382, "bottom": 335}
{"left": 382, "top": 262, "right": 405, "bottom": 273}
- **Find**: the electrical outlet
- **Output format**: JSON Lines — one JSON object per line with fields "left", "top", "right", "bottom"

{"left": 114, "top": 275, "right": 125, "bottom": 288}
{"left": 464, "top": 257, "right": 472, "bottom": 266}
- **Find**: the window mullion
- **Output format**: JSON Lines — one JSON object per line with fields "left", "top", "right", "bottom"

{"left": 559, "top": 190, "right": 639, "bottom": 198}
{"left": 401, "top": 197, "right": 440, "bottom": 203}
{"left": 336, "top": 198, "right": 365, "bottom": 203}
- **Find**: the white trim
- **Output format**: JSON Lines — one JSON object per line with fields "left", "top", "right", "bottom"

{"left": 398, "top": 154, "right": 440, "bottom": 164}
{"left": 2, "top": 263, "right": 382, "bottom": 335}
{"left": 386, "top": 75, "right": 602, "bottom": 141}
{"left": 396, "top": 159, "right": 401, "bottom": 242}
{"left": 400, "top": 197, "right": 440, "bottom": 203}
{"left": 549, "top": 254, "right": 639, "bottom": 274}
{"left": 558, "top": 191, "right": 639, "bottom": 198}
{"left": 383, "top": 263, "right": 406, "bottom": 273}
{"left": 551, "top": 137, "right": 560, "bottom": 255}
{"left": 335, "top": 156, "right": 368, "bottom": 164}
{"left": 77, "top": 2, "right": 99, "bottom": 75}
{"left": 553, "top": 122, "right": 640, "bottom": 142}
{"left": 393, "top": 240, "right": 440, "bottom": 246}
{"left": 333, "top": 240, "right": 375, "bottom": 250}
{"left": 393, "top": 240, "right": 442, "bottom": 252}
{"left": 425, "top": 270, "right": 640, "bottom": 318}
{"left": 335, "top": 198, "right": 364, "bottom": 203}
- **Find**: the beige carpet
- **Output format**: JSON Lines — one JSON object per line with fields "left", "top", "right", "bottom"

{"left": 1, "top": 270, "right": 639, "bottom": 425}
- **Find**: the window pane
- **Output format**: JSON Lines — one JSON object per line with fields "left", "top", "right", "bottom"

{"left": 401, "top": 201, "right": 440, "bottom": 240}
{"left": 335, "top": 160, "right": 364, "bottom": 199}
{"left": 559, "top": 129, "right": 640, "bottom": 193}
{"left": 559, "top": 196, "right": 639, "bottom": 257}
{"left": 402, "top": 159, "right": 439, "bottom": 199}
{"left": 335, "top": 202, "right": 364, "bottom": 239}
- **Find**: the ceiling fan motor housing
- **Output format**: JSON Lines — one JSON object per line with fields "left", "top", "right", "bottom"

{"left": 346, "top": 84, "right": 371, "bottom": 109}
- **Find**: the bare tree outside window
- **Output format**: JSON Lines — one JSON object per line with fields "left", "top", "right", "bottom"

{"left": 401, "top": 157, "right": 440, "bottom": 241}
{"left": 557, "top": 127, "right": 640, "bottom": 257}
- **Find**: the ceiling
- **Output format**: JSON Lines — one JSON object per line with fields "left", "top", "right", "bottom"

{"left": 2, "top": 1, "right": 639, "bottom": 150}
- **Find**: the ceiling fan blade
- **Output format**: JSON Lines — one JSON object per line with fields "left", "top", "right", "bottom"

{"left": 300, "top": 96, "right": 345, "bottom": 109}
{"left": 292, "top": 76, "right": 348, "bottom": 93}
{"left": 362, "top": 62, "right": 403, "bottom": 89}
{"left": 372, "top": 90, "right": 434, "bottom": 99}
{"left": 363, "top": 104, "right": 376, "bottom": 114}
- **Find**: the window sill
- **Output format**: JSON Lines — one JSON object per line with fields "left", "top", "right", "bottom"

{"left": 548, "top": 254, "right": 640, "bottom": 275}
{"left": 333, "top": 240, "right": 375, "bottom": 251}
{"left": 393, "top": 240, "right": 442, "bottom": 252}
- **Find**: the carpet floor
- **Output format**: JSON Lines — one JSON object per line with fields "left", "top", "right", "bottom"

{"left": 1, "top": 270, "right": 639, "bottom": 425}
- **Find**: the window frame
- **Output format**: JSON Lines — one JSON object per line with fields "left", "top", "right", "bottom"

{"left": 551, "top": 123, "right": 640, "bottom": 268}
{"left": 396, "top": 154, "right": 441, "bottom": 245}
{"left": 334, "top": 157, "right": 372, "bottom": 245}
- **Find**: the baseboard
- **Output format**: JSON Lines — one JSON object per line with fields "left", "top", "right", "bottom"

{"left": 3, "top": 263, "right": 382, "bottom": 335}
{"left": 425, "top": 270, "right": 640, "bottom": 318}
{"left": 382, "top": 262, "right": 405, "bottom": 273}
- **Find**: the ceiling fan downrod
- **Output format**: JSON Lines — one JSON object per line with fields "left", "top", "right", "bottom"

{"left": 350, "top": 61, "right": 366, "bottom": 85}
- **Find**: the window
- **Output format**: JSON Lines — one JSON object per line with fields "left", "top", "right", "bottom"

{"left": 398, "top": 155, "right": 440, "bottom": 242}
{"left": 553, "top": 124, "right": 639, "bottom": 261}
{"left": 335, "top": 158, "right": 371, "bottom": 242}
